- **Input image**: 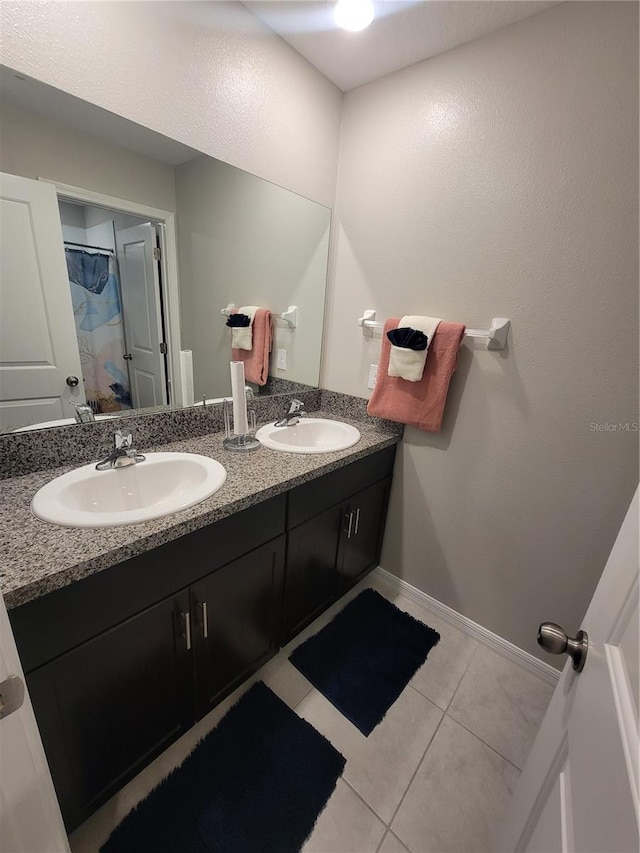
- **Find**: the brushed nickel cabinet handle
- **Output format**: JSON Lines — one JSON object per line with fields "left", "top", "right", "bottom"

{"left": 182, "top": 611, "right": 191, "bottom": 650}
{"left": 343, "top": 511, "right": 354, "bottom": 539}
{"left": 200, "top": 601, "right": 209, "bottom": 639}
{"left": 354, "top": 507, "right": 361, "bottom": 536}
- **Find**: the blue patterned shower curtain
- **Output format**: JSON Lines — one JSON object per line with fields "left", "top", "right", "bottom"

{"left": 66, "top": 250, "right": 133, "bottom": 413}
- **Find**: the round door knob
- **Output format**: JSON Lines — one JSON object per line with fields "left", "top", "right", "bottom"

{"left": 537, "top": 622, "right": 588, "bottom": 672}
{"left": 123, "top": 353, "right": 133, "bottom": 360}
{"left": 66, "top": 375, "right": 79, "bottom": 387}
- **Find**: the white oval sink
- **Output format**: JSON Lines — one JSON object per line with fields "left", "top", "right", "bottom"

{"left": 255, "top": 418, "right": 361, "bottom": 454}
{"left": 31, "top": 452, "right": 227, "bottom": 528}
{"left": 14, "top": 414, "right": 116, "bottom": 432}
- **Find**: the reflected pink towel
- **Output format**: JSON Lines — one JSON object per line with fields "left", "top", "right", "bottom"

{"left": 367, "top": 318, "right": 466, "bottom": 432}
{"left": 231, "top": 308, "right": 272, "bottom": 385}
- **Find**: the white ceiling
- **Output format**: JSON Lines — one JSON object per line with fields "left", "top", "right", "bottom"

{"left": 244, "top": 1, "right": 562, "bottom": 91}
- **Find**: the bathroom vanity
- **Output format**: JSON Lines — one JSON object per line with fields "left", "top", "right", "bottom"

{"left": 2, "top": 414, "right": 397, "bottom": 831}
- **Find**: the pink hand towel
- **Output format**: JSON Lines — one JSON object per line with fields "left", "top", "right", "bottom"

{"left": 367, "top": 318, "right": 466, "bottom": 432}
{"left": 231, "top": 308, "right": 273, "bottom": 385}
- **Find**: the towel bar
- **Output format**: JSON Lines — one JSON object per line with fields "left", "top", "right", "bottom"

{"left": 357, "top": 310, "right": 510, "bottom": 351}
{"left": 221, "top": 303, "right": 298, "bottom": 329}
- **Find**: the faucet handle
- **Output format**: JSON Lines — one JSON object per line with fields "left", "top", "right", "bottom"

{"left": 288, "top": 399, "right": 305, "bottom": 414}
{"left": 114, "top": 429, "right": 132, "bottom": 449}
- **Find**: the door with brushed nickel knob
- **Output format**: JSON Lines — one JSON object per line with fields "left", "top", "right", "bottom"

{"left": 498, "top": 489, "right": 639, "bottom": 853}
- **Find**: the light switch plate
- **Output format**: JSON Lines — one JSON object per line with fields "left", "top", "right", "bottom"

{"left": 277, "top": 349, "right": 287, "bottom": 370}
{"left": 368, "top": 363, "right": 378, "bottom": 389}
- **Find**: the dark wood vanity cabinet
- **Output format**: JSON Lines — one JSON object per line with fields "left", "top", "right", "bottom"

{"left": 10, "top": 497, "right": 287, "bottom": 831}
{"left": 338, "top": 477, "right": 392, "bottom": 592}
{"left": 191, "top": 537, "right": 285, "bottom": 719}
{"left": 283, "top": 504, "right": 344, "bottom": 642}
{"left": 8, "top": 443, "right": 396, "bottom": 831}
{"left": 26, "top": 589, "right": 194, "bottom": 830}
{"left": 282, "top": 445, "right": 396, "bottom": 644}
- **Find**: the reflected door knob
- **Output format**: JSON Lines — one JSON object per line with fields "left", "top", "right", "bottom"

{"left": 66, "top": 375, "right": 79, "bottom": 387}
{"left": 537, "top": 622, "right": 588, "bottom": 672}
{"left": 123, "top": 353, "right": 133, "bottom": 361}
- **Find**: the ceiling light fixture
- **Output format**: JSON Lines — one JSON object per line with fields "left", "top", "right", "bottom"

{"left": 334, "top": 0, "right": 374, "bottom": 32}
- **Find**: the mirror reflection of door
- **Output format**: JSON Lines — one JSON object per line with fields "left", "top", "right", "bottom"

{"left": 0, "top": 172, "right": 86, "bottom": 431}
{"left": 115, "top": 222, "right": 168, "bottom": 409}
{"left": 60, "top": 199, "right": 169, "bottom": 414}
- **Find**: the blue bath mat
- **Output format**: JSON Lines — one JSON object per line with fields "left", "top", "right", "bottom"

{"left": 101, "top": 681, "right": 345, "bottom": 853}
{"left": 289, "top": 588, "right": 440, "bottom": 735}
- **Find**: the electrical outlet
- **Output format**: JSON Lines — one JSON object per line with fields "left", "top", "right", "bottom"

{"left": 368, "top": 363, "right": 378, "bottom": 389}
{"left": 277, "top": 349, "right": 287, "bottom": 370}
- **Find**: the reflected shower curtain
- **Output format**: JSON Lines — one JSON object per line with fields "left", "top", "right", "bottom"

{"left": 66, "top": 249, "right": 133, "bottom": 413}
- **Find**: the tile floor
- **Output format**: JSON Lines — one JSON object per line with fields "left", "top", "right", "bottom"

{"left": 69, "top": 577, "right": 555, "bottom": 853}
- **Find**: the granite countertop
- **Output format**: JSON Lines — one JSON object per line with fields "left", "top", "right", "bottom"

{"left": 0, "top": 411, "right": 399, "bottom": 610}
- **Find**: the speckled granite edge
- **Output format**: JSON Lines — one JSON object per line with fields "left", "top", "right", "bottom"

{"left": 1, "top": 409, "right": 399, "bottom": 609}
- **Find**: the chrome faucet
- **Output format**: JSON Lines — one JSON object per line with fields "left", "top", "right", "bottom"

{"left": 274, "top": 399, "right": 306, "bottom": 427}
{"left": 70, "top": 402, "right": 95, "bottom": 424}
{"left": 96, "top": 430, "right": 146, "bottom": 470}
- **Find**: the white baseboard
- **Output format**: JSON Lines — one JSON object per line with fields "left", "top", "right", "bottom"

{"left": 372, "top": 566, "right": 560, "bottom": 687}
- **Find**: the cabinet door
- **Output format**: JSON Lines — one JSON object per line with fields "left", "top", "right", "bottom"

{"left": 339, "top": 477, "right": 392, "bottom": 591}
{"left": 282, "top": 505, "right": 343, "bottom": 645}
{"left": 27, "top": 589, "right": 193, "bottom": 831}
{"left": 191, "top": 536, "right": 285, "bottom": 718}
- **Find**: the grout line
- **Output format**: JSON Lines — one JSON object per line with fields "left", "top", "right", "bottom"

{"left": 291, "top": 681, "right": 314, "bottom": 711}
{"left": 442, "top": 642, "right": 479, "bottom": 714}
{"left": 339, "top": 775, "right": 390, "bottom": 832}
{"left": 442, "top": 712, "right": 524, "bottom": 773}
{"left": 383, "top": 711, "right": 447, "bottom": 848}
{"left": 375, "top": 829, "right": 391, "bottom": 853}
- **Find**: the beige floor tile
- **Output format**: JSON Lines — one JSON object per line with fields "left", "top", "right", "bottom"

{"left": 296, "top": 685, "right": 442, "bottom": 824}
{"left": 302, "top": 779, "right": 387, "bottom": 853}
{"left": 378, "top": 830, "right": 411, "bottom": 853}
{"left": 260, "top": 653, "right": 314, "bottom": 708}
{"left": 391, "top": 594, "right": 479, "bottom": 711}
{"left": 391, "top": 716, "right": 520, "bottom": 853}
{"left": 447, "top": 644, "right": 554, "bottom": 769}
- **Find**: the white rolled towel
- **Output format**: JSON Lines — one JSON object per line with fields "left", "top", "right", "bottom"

{"left": 231, "top": 306, "right": 260, "bottom": 351}
{"left": 387, "top": 315, "right": 442, "bottom": 382}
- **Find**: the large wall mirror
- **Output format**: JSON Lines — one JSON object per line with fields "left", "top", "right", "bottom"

{"left": 0, "top": 66, "right": 331, "bottom": 434}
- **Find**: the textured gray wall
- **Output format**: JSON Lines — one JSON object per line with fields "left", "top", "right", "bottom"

{"left": 323, "top": 2, "right": 639, "bottom": 661}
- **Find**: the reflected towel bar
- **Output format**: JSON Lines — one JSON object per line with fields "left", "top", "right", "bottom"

{"left": 221, "top": 303, "right": 298, "bottom": 329}
{"left": 357, "top": 310, "right": 510, "bottom": 351}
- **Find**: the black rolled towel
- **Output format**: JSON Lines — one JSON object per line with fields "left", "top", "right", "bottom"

{"left": 387, "top": 326, "right": 429, "bottom": 351}
{"left": 226, "top": 313, "right": 251, "bottom": 328}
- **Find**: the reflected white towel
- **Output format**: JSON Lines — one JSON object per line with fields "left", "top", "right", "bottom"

{"left": 231, "top": 306, "right": 260, "bottom": 351}
{"left": 179, "top": 349, "right": 194, "bottom": 407}
{"left": 387, "top": 315, "right": 441, "bottom": 382}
